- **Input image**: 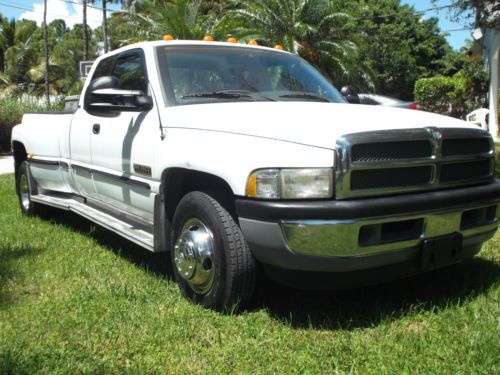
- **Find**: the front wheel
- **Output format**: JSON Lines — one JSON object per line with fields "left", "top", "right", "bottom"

{"left": 171, "top": 191, "right": 257, "bottom": 311}
{"left": 16, "top": 161, "right": 45, "bottom": 216}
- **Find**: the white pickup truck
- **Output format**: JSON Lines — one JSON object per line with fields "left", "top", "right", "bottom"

{"left": 11, "top": 40, "right": 500, "bottom": 311}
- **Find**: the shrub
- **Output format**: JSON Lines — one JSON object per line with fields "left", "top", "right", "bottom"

{"left": 0, "top": 96, "right": 64, "bottom": 152}
{"left": 414, "top": 55, "right": 488, "bottom": 119}
{"left": 414, "top": 76, "right": 471, "bottom": 119}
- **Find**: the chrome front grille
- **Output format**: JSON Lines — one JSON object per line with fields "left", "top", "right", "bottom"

{"left": 351, "top": 140, "right": 433, "bottom": 162}
{"left": 335, "top": 127, "right": 495, "bottom": 199}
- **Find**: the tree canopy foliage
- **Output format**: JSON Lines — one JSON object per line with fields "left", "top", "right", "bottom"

{"left": 0, "top": 0, "right": 472, "bottom": 100}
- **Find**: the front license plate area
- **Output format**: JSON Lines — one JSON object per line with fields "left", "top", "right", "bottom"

{"left": 420, "top": 233, "right": 463, "bottom": 271}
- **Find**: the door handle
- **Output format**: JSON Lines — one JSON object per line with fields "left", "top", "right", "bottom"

{"left": 92, "top": 123, "right": 100, "bottom": 134}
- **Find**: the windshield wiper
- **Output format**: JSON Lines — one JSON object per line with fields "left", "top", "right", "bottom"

{"left": 181, "top": 91, "right": 252, "bottom": 100}
{"left": 279, "top": 93, "right": 330, "bottom": 102}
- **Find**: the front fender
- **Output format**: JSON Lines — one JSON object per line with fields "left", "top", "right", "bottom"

{"left": 155, "top": 128, "right": 335, "bottom": 196}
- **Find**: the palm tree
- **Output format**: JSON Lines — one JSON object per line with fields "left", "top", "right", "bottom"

{"left": 82, "top": 0, "right": 95, "bottom": 60}
{"left": 121, "top": 0, "right": 226, "bottom": 42}
{"left": 0, "top": 20, "right": 38, "bottom": 95}
{"left": 0, "top": 17, "right": 16, "bottom": 73}
{"left": 101, "top": 0, "right": 129, "bottom": 53}
{"left": 225, "top": 0, "right": 372, "bottom": 89}
{"left": 26, "top": 58, "right": 64, "bottom": 96}
{"left": 43, "top": 0, "right": 50, "bottom": 104}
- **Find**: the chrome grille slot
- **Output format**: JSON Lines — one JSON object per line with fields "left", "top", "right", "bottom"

{"left": 335, "top": 127, "right": 494, "bottom": 199}
{"left": 358, "top": 218, "right": 424, "bottom": 247}
{"left": 351, "top": 140, "right": 432, "bottom": 163}
{"left": 441, "top": 160, "right": 492, "bottom": 183}
{"left": 460, "top": 205, "right": 497, "bottom": 230}
{"left": 442, "top": 138, "right": 491, "bottom": 157}
{"left": 351, "top": 166, "right": 433, "bottom": 190}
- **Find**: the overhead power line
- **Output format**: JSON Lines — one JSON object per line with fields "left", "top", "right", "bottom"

{"left": 0, "top": 0, "right": 95, "bottom": 22}
{"left": 441, "top": 27, "right": 473, "bottom": 33}
{"left": 0, "top": 1, "right": 470, "bottom": 33}
{"left": 59, "top": 0, "right": 114, "bottom": 13}
{"left": 354, "top": 4, "right": 454, "bottom": 21}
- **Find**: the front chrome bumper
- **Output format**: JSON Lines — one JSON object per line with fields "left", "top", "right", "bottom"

{"left": 281, "top": 203, "right": 499, "bottom": 258}
{"left": 237, "top": 182, "right": 500, "bottom": 273}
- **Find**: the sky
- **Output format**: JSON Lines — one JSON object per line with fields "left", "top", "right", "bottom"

{"left": 402, "top": 0, "right": 473, "bottom": 50}
{"left": 0, "top": 0, "right": 121, "bottom": 29}
{"left": 0, "top": 0, "right": 473, "bottom": 50}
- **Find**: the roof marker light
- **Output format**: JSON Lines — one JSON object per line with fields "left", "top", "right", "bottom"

{"left": 274, "top": 44, "right": 284, "bottom": 50}
{"left": 227, "top": 37, "right": 238, "bottom": 43}
{"left": 203, "top": 35, "right": 214, "bottom": 42}
{"left": 248, "top": 40, "right": 258, "bottom": 46}
{"left": 163, "top": 35, "right": 174, "bottom": 41}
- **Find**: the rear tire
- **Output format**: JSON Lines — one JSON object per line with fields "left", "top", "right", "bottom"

{"left": 16, "top": 161, "right": 45, "bottom": 216}
{"left": 171, "top": 191, "right": 257, "bottom": 312}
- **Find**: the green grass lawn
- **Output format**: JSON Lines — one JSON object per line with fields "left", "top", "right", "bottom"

{"left": 0, "top": 174, "right": 499, "bottom": 374}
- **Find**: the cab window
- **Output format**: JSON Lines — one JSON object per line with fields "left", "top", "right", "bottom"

{"left": 111, "top": 52, "right": 147, "bottom": 92}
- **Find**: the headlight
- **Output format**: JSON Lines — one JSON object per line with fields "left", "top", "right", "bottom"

{"left": 246, "top": 168, "right": 333, "bottom": 199}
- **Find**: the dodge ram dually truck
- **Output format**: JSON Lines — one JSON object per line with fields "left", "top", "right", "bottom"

{"left": 11, "top": 40, "right": 500, "bottom": 311}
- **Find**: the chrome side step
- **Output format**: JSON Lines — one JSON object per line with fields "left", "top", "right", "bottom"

{"left": 31, "top": 194, "right": 155, "bottom": 251}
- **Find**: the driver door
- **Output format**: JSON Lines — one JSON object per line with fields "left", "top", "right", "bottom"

{"left": 89, "top": 49, "right": 157, "bottom": 222}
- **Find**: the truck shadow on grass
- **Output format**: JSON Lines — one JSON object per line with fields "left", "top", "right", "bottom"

{"left": 254, "top": 258, "right": 499, "bottom": 329}
{"left": 42, "top": 209, "right": 499, "bottom": 330}
{"left": 0, "top": 245, "right": 45, "bottom": 308}
{"left": 41, "top": 209, "right": 170, "bottom": 277}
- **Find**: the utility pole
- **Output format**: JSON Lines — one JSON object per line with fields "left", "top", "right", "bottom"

{"left": 83, "top": 0, "right": 89, "bottom": 60}
{"left": 102, "top": 0, "right": 108, "bottom": 53}
{"left": 43, "top": 0, "right": 50, "bottom": 105}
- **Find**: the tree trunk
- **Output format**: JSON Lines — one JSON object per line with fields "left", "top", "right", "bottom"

{"left": 83, "top": 0, "right": 88, "bottom": 60}
{"left": 43, "top": 0, "right": 50, "bottom": 105}
{"left": 103, "top": 0, "right": 108, "bottom": 53}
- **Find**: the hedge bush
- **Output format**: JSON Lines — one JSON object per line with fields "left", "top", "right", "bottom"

{"left": 414, "top": 55, "right": 488, "bottom": 120}
{"left": 0, "top": 96, "right": 64, "bottom": 152}
{"left": 414, "top": 76, "right": 474, "bottom": 119}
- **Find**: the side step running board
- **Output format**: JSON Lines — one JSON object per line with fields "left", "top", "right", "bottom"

{"left": 31, "top": 194, "right": 155, "bottom": 251}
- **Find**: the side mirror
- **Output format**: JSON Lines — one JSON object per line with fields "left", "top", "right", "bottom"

{"left": 341, "top": 85, "right": 360, "bottom": 104}
{"left": 84, "top": 76, "right": 153, "bottom": 112}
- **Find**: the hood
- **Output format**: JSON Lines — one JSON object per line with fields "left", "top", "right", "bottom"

{"left": 164, "top": 101, "right": 476, "bottom": 149}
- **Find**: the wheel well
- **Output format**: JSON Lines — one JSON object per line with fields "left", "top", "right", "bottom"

{"left": 12, "top": 141, "right": 27, "bottom": 176}
{"left": 161, "top": 168, "right": 236, "bottom": 222}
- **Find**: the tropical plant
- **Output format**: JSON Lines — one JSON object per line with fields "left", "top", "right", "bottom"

{"left": 0, "top": 20, "right": 38, "bottom": 96}
{"left": 0, "top": 16, "right": 15, "bottom": 73}
{"left": 223, "top": 0, "right": 372, "bottom": 89}
{"left": 112, "top": 0, "right": 228, "bottom": 45}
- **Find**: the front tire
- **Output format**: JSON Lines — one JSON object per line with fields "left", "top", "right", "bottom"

{"left": 16, "top": 161, "right": 44, "bottom": 216}
{"left": 171, "top": 191, "right": 257, "bottom": 311}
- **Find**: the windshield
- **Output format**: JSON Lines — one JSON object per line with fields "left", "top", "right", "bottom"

{"left": 156, "top": 46, "right": 345, "bottom": 106}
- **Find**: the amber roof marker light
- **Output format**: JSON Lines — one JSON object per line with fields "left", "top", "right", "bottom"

{"left": 274, "top": 44, "right": 284, "bottom": 50}
{"left": 163, "top": 35, "right": 174, "bottom": 41}
{"left": 203, "top": 35, "right": 214, "bottom": 42}
{"left": 227, "top": 37, "right": 238, "bottom": 43}
{"left": 248, "top": 40, "right": 258, "bottom": 46}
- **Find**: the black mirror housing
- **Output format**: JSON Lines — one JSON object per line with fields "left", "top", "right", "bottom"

{"left": 134, "top": 94, "right": 153, "bottom": 111}
{"left": 84, "top": 76, "right": 153, "bottom": 113}
{"left": 88, "top": 76, "right": 120, "bottom": 92}
{"left": 341, "top": 85, "right": 360, "bottom": 104}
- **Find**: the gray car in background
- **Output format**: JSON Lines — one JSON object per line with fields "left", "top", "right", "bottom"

{"left": 359, "top": 93, "right": 419, "bottom": 110}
